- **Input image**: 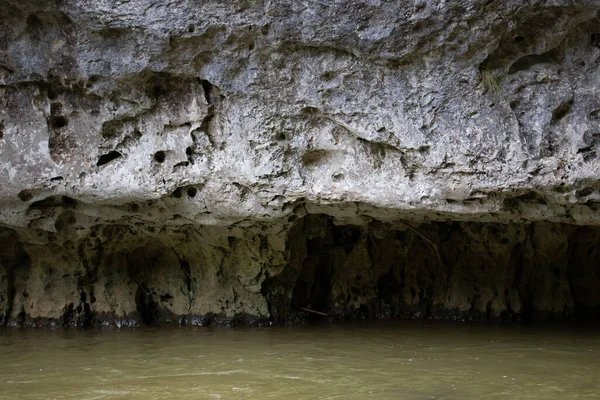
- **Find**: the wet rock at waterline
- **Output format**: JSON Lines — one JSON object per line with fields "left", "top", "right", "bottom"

{"left": 1, "top": 1, "right": 600, "bottom": 326}
{"left": 1, "top": 217, "right": 599, "bottom": 327}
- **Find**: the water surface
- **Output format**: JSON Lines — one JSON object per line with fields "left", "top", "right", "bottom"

{"left": 1, "top": 321, "right": 598, "bottom": 399}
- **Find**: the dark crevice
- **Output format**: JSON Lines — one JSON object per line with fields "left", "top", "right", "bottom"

{"left": 199, "top": 79, "right": 213, "bottom": 104}
{"left": 26, "top": 14, "right": 44, "bottom": 30}
{"left": 507, "top": 47, "right": 563, "bottom": 75}
{"left": 283, "top": 216, "right": 600, "bottom": 323}
{"left": 199, "top": 111, "right": 214, "bottom": 135}
{"left": 154, "top": 150, "right": 166, "bottom": 163}
{"left": 171, "top": 247, "right": 196, "bottom": 315}
{"left": 300, "top": 106, "right": 320, "bottom": 115}
{"left": 172, "top": 187, "right": 184, "bottom": 198}
{"left": 187, "top": 187, "right": 197, "bottom": 198}
{"left": 290, "top": 219, "right": 362, "bottom": 319}
{"left": 301, "top": 149, "right": 330, "bottom": 166}
{"left": 551, "top": 99, "right": 574, "bottom": 124}
{"left": 180, "top": 260, "right": 192, "bottom": 294}
{"left": 291, "top": 244, "right": 334, "bottom": 318}
{"left": 135, "top": 285, "right": 158, "bottom": 325}
{"left": 576, "top": 187, "right": 594, "bottom": 198}
{"left": 17, "top": 189, "right": 34, "bottom": 202}
{"left": 96, "top": 151, "right": 122, "bottom": 167}
{"left": 78, "top": 290, "right": 95, "bottom": 326}
{"left": 591, "top": 32, "right": 600, "bottom": 48}
{"left": 61, "top": 303, "right": 76, "bottom": 327}
{"left": 173, "top": 161, "right": 190, "bottom": 171}
{"left": 50, "top": 115, "right": 68, "bottom": 130}
{"left": 29, "top": 195, "right": 77, "bottom": 210}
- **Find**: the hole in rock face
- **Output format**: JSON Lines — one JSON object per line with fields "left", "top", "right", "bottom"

{"left": 17, "top": 189, "right": 34, "bottom": 202}
{"left": 135, "top": 286, "right": 160, "bottom": 325}
{"left": 332, "top": 173, "right": 344, "bottom": 182}
{"left": 187, "top": 187, "right": 197, "bottom": 198}
{"left": 172, "top": 187, "right": 183, "bottom": 198}
{"left": 154, "top": 151, "right": 166, "bottom": 163}
{"left": 507, "top": 47, "right": 563, "bottom": 75}
{"left": 290, "top": 222, "right": 361, "bottom": 318}
{"left": 29, "top": 195, "right": 77, "bottom": 210}
{"left": 551, "top": 99, "right": 574, "bottom": 124}
{"left": 46, "top": 86, "right": 59, "bottom": 100}
{"left": 96, "top": 151, "right": 122, "bottom": 167}
{"left": 576, "top": 187, "right": 594, "bottom": 198}
{"left": 26, "top": 14, "right": 43, "bottom": 30}
{"left": 302, "top": 149, "right": 330, "bottom": 166}
{"left": 200, "top": 79, "right": 213, "bottom": 104}
{"left": 50, "top": 116, "right": 68, "bottom": 129}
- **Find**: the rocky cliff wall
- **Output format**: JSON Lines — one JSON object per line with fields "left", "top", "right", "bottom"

{"left": 1, "top": 0, "right": 600, "bottom": 326}
{"left": 1, "top": 216, "right": 600, "bottom": 327}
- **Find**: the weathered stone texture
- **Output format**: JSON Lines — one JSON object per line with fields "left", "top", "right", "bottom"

{"left": 1, "top": 1, "right": 600, "bottom": 325}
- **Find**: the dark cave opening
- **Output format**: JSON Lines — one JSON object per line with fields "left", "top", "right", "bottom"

{"left": 126, "top": 244, "right": 176, "bottom": 326}
{"left": 290, "top": 223, "right": 362, "bottom": 320}
{"left": 291, "top": 238, "right": 334, "bottom": 318}
{"left": 286, "top": 215, "right": 600, "bottom": 324}
{"left": 134, "top": 285, "right": 160, "bottom": 325}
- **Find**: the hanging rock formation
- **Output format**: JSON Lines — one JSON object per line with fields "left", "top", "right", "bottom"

{"left": 1, "top": 0, "right": 600, "bottom": 326}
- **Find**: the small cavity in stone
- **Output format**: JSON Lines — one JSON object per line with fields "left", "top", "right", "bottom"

{"left": 172, "top": 187, "right": 183, "bottom": 198}
{"left": 187, "top": 187, "right": 197, "bottom": 198}
{"left": 154, "top": 151, "right": 166, "bottom": 163}
{"left": 97, "top": 151, "right": 122, "bottom": 167}
{"left": 17, "top": 189, "right": 34, "bottom": 202}
{"left": 50, "top": 116, "right": 68, "bottom": 129}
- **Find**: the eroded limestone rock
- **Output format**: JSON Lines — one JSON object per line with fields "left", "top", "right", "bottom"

{"left": 1, "top": 1, "right": 600, "bottom": 326}
{"left": 1, "top": 215, "right": 599, "bottom": 327}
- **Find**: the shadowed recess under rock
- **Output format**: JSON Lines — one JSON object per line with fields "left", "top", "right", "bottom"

{"left": 1, "top": 214, "right": 599, "bottom": 327}
{"left": 2, "top": 0, "right": 600, "bottom": 329}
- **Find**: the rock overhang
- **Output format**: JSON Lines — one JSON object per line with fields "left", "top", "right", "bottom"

{"left": 1, "top": 0, "right": 600, "bottom": 326}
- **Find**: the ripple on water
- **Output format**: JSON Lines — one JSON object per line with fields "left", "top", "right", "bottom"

{"left": 0, "top": 322, "right": 599, "bottom": 399}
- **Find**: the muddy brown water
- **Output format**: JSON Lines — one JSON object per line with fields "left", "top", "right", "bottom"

{"left": 0, "top": 321, "right": 598, "bottom": 399}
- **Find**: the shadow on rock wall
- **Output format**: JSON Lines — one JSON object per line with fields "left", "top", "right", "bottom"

{"left": 1, "top": 214, "right": 600, "bottom": 327}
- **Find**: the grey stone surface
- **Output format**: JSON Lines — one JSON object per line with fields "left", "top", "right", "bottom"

{"left": 1, "top": 0, "right": 600, "bottom": 326}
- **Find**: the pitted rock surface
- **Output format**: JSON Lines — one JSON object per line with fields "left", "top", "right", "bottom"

{"left": 1, "top": 1, "right": 600, "bottom": 326}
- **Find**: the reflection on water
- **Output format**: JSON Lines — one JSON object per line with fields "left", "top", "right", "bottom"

{"left": 0, "top": 321, "right": 598, "bottom": 399}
